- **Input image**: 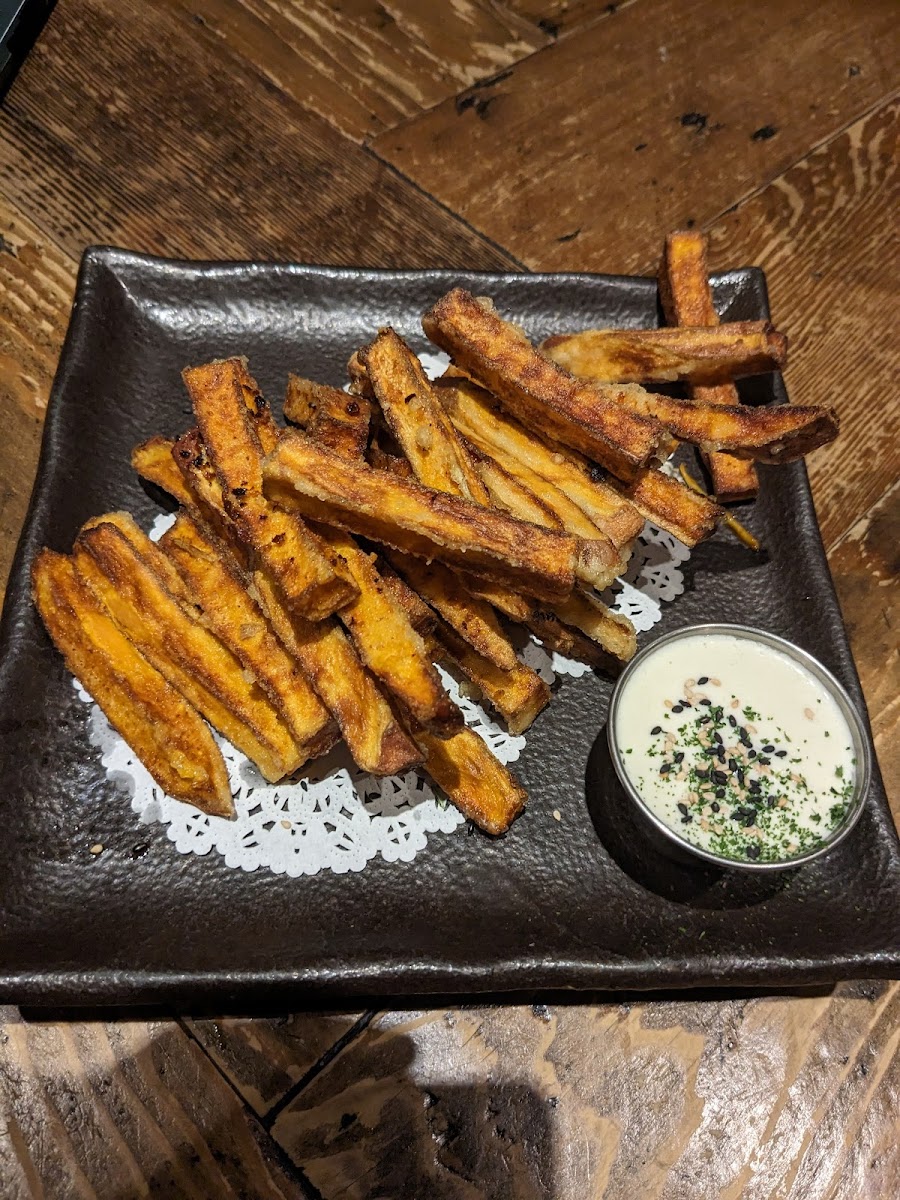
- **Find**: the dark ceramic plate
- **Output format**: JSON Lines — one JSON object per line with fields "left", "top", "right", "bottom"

{"left": 1, "top": 249, "right": 898, "bottom": 1008}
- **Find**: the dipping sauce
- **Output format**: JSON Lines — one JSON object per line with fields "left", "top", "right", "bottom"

{"left": 612, "top": 630, "right": 860, "bottom": 864}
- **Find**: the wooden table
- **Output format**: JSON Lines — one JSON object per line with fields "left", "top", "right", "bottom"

{"left": 1, "top": 3, "right": 897, "bottom": 1196}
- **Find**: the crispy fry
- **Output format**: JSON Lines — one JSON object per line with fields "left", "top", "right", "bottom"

{"left": 423, "top": 288, "right": 667, "bottom": 478}
{"left": 131, "top": 436, "right": 194, "bottom": 506}
{"left": 437, "top": 375, "right": 645, "bottom": 549}
{"left": 314, "top": 525, "right": 461, "bottom": 736}
{"left": 549, "top": 591, "right": 636, "bottom": 664}
{"left": 264, "top": 433, "right": 580, "bottom": 603}
{"left": 73, "top": 516, "right": 303, "bottom": 782}
{"left": 32, "top": 549, "right": 234, "bottom": 818}
{"left": 463, "top": 440, "right": 564, "bottom": 529}
{"left": 660, "top": 231, "right": 758, "bottom": 501}
{"left": 183, "top": 357, "right": 356, "bottom": 621}
{"left": 606, "top": 465, "right": 720, "bottom": 546}
{"left": 171, "top": 433, "right": 422, "bottom": 776}
{"left": 407, "top": 721, "right": 527, "bottom": 835}
{"left": 599, "top": 384, "right": 839, "bottom": 462}
{"left": 540, "top": 322, "right": 786, "bottom": 385}
{"left": 361, "top": 327, "right": 490, "bottom": 503}
{"left": 284, "top": 374, "right": 372, "bottom": 460}
{"left": 428, "top": 619, "right": 550, "bottom": 735}
{"left": 160, "top": 513, "right": 338, "bottom": 758}
{"left": 678, "top": 464, "right": 761, "bottom": 551}
{"left": 525, "top": 610, "right": 623, "bottom": 671}
{"left": 376, "top": 559, "right": 436, "bottom": 635}
{"left": 386, "top": 551, "right": 519, "bottom": 671}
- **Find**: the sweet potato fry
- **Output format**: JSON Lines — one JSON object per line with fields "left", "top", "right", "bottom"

{"left": 264, "top": 434, "right": 580, "bottom": 603}
{"left": 131, "top": 436, "right": 194, "bottom": 507}
{"left": 314, "top": 525, "right": 461, "bottom": 737}
{"left": 422, "top": 289, "right": 667, "bottom": 478}
{"left": 659, "top": 230, "right": 758, "bottom": 502}
{"left": 170, "top": 433, "right": 422, "bottom": 776}
{"left": 386, "top": 551, "right": 518, "bottom": 671}
{"left": 361, "top": 328, "right": 489, "bottom": 504}
{"left": 407, "top": 721, "right": 527, "bottom": 835}
{"left": 32, "top": 549, "right": 234, "bottom": 818}
{"left": 463, "top": 441, "right": 564, "bottom": 530}
{"left": 284, "top": 374, "right": 372, "bottom": 460}
{"left": 73, "top": 516, "right": 303, "bottom": 783}
{"left": 428, "top": 618, "right": 550, "bottom": 736}
{"left": 159, "top": 513, "right": 338, "bottom": 759}
{"left": 183, "top": 357, "right": 356, "bottom": 621}
{"left": 599, "top": 385, "right": 839, "bottom": 463}
{"left": 437, "top": 375, "right": 645, "bottom": 549}
{"left": 606, "top": 466, "right": 720, "bottom": 546}
{"left": 540, "top": 322, "right": 786, "bottom": 385}
{"left": 525, "top": 610, "right": 623, "bottom": 671}
{"left": 549, "top": 591, "right": 637, "bottom": 664}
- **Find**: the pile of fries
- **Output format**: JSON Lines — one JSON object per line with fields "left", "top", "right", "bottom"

{"left": 32, "top": 232, "right": 838, "bottom": 835}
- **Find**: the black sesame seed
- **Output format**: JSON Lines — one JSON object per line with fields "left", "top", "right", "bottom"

{"left": 736, "top": 768, "right": 746, "bottom": 787}
{"left": 716, "top": 746, "right": 726, "bottom": 763}
{"left": 749, "top": 780, "right": 761, "bottom": 792}
{"left": 699, "top": 715, "right": 711, "bottom": 725}
{"left": 696, "top": 767, "right": 709, "bottom": 779}
{"left": 758, "top": 757, "right": 770, "bottom": 766}
{"left": 700, "top": 698, "right": 712, "bottom": 706}
{"left": 728, "top": 714, "right": 737, "bottom": 727}
{"left": 775, "top": 750, "right": 788, "bottom": 758}
{"left": 660, "top": 763, "right": 672, "bottom": 775}
{"left": 698, "top": 676, "right": 709, "bottom": 685}
{"left": 731, "top": 810, "right": 742, "bottom": 821}
{"left": 682, "top": 700, "right": 692, "bottom": 708}
{"left": 681, "top": 814, "right": 693, "bottom": 824}
{"left": 762, "top": 744, "right": 775, "bottom": 753}
{"left": 677, "top": 802, "right": 689, "bottom": 816}
{"left": 711, "top": 801, "right": 720, "bottom": 812}
{"left": 746, "top": 844, "right": 761, "bottom": 860}
{"left": 651, "top": 726, "right": 662, "bottom": 735}
{"left": 713, "top": 770, "right": 728, "bottom": 785}
{"left": 766, "top": 796, "right": 776, "bottom": 808}
{"left": 673, "top": 752, "right": 684, "bottom": 763}
{"left": 748, "top": 749, "right": 757, "bottom": 758}
{"left": 715, "top": 788, "right": 726, "bottom": 799}
{"left": 742, "top": 813, "right": 756, "bottom": 827}
{"left": 713, "top": 732, "right": 723, "bottom": 744}
{"left": 728, "top": 757, "right": 738, "bottom": 771}
{"left": 672, "top": 704, "right": 683, "bottom": 714}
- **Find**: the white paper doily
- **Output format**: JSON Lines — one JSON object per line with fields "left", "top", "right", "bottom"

{"left": 74, "top": 350, "right": 690, "bottom": 875}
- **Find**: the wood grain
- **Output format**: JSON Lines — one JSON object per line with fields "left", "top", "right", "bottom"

{"left": 184, "top": 1013, "right": 365, "bottom": 1117}
{"left": 165, "top": 0, "right": 549, "bottom": 142}
{"left": 373, "top": 0, "right": 899, "bottom": 274}
{"left": 0, "top": 197, "right": 77, "bottom": 597}
{"left": 707, "top": 98, "right": 900, "bottom": 551}
{"left": 508, "top": 0, "right": 638, "bottom": 37}
{"left": 0, "top": 0, "right": 517, "bottom": 271}
{"left": 0, "top": 1018, "right": 306, "bottom": 1198}
{"left": 270, "top": 983, "right": 900, "bottom": 1199}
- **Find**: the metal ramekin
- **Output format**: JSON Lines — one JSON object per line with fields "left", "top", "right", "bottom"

{"left": 606, "top": 624, "right": 872, "bottom": 872}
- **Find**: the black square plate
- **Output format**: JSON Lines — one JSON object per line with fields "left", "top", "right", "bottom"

{"left": 1, "top": 249, "right": 898, "bottom": 1007}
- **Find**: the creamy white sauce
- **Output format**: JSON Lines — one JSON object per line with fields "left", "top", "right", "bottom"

{"left": 614, "top": 632, "right": 857, "bottom": 862}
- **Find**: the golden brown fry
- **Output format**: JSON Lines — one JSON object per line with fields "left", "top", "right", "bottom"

{"left": 423, "top": 288, "right": 667, "bottom": 478}
{"left": 171, "top": 433, "right": 422, "bottom": 776}
{"left": 660, "top": 230, "right": 758, "bottom": 502}
{"left": 428, "top": 619, "right": 550, "bottom": 736}
{"left": 32, "top": 549, "right": 234, "bottom": 818}
{"left": 160, "top": 513, "right": 338, "bottom": 758}
{"left": 284, "top": 374, "right": 373, "bottom": 460}
{"left": 407, "top": 721, "right": 527, "bottom": 835}
{"left": 678, "top": 465, "right": 761, "bottom": 551}
{"left": 376, "top": 560, "right": 436, "bottom": 634}
{"left": 183, "top": 357, "right": 356, "bottom": 621}
{"left": 525, "top": 610, "right": 622, "bottom": 672}
{"left": 361, "top": 327, "right": 490, "bottom": 503}
{"left": 549, "top": 591, "right": 636, "bottom": 664}
{"left": 131, "top": 436, "right": 194, "bottom": 507}
{"left": 171, "top": 429, "right": 248, "bottom": 561}
{"left": 264, "top": 434, "right": 580, "bottom": 603}
{"left": 540, "top": 322, "right": 787, "bottom": 385}
{"left": 437, "top": 375, "right": 644, "bottom": 549}
{"left": 314, "top": 524, "right": 461, "bottom": 737}
{"left": 600, "top": 384, "right": 839, "bottom": 463}
{"left": 386, "top": 551, "right": 519, "bottom": 671}
{"left": 73, "top": 516, "right": 302, "bottom": 783}
{"left": 463, "top": 440, "right": 564, "bottom": 530}
{"left": 606, "top": 465, "right": 720, "bottom": 547}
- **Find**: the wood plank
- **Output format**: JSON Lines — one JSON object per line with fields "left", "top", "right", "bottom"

{"left": 0, "top": 0, "right": 517, "bottom": 271}
{"left": 0, "top": 196, "right": 77, "bottom": 597}
{"left": 707, "top": 98, "right": 899, "bottom": 550}
{"left": 829, "top": 479, "right": 899, "bottom": 823}
{"left": 508, "top": 0, "right": 639, "bottom": 38}
{"left": 165, "top": 0, "right": 549, "bottom": 142}
{"left": 373, "top": 0, "right": 899, "bottom": 274}
{"left": 184, "top": 1013, "right": 366, "bottom": 1117}
{"left": 269, "top": 984, "right": 900, "bottom": 1199}
{"left": 0, "top": 1018, "right": 306, "bottom": 1197}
